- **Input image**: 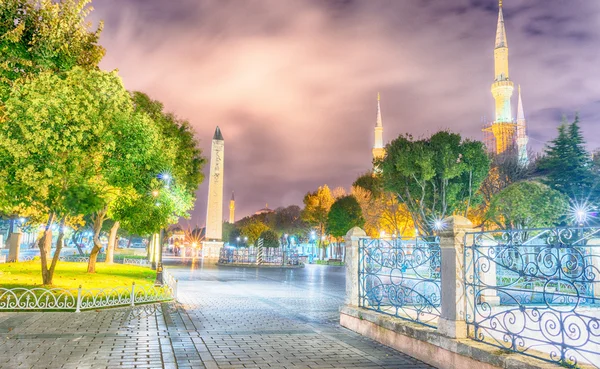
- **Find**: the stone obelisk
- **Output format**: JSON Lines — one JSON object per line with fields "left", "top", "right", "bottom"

{"left": 202, "top": 126, "right": 224, "bottom": 259}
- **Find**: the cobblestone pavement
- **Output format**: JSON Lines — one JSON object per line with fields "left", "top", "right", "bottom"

{"left": 0, "top": 262, "right": 434, "bottom": 369}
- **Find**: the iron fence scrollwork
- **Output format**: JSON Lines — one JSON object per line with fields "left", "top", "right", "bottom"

{"left": 358, "top": 237, "right": 441, "bottom": 328}
{"left": 465, "top": 227, "right": 600, "bottom": 368}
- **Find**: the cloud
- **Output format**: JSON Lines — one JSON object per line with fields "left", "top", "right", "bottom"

{"left": 91, "top": 0, "right": 600, "bottom": 225}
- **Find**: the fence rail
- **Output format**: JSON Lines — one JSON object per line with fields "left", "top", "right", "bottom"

{"left": 218, "top": 247, "right": 300, "bottom": 266}
{"left": 465, "top": 227, "right": 600, "bottom": 368}
{"left": 358, "top": 237, "right": 441, "bottom": 328}
{"left": 0, "top": 270, "right": 177, "bottom": 312}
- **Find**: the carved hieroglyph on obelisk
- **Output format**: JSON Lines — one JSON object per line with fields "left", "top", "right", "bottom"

{"left": 205, "top": 126, "right": 224, "bottom": 241}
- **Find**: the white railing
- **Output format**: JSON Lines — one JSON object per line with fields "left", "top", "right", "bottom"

{"left": 59, "top": 256, "right": 90, "bottom": 263}
{"left": 122, "top": 258, "right": 150, "bottom": 266}
{"left": 0, "top": 278, "right": 176, "bottom": 312}
{"left": 163, "top": 268, "right": 178, "bottom": 299}
{"left": 0, "top": 255, "right": 6, "bottom": 263}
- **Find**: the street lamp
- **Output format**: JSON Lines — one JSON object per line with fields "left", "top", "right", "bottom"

{"left": 236, "top": 236, "right": 240, "bottom": 247}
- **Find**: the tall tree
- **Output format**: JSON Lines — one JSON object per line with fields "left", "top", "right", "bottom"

{"left": 538, "top": 115, "right": 599, "bottom": 206}
{"left": 301, "top": 185, "right": 334, "bottom": 247}
{"left": 0, "top": 67, "right": 130, "bottom": 284}
{"left": 259, "top": 229, "right": 279, "bottom": 248}
{"left": 380, "top": 131, "right": 489, "bottom": 235}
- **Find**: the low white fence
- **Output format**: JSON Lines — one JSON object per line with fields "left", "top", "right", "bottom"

{"left": 0, "top": 269, "right": 178, "bottom": 312}
{"left": 123, "top": 258, "right": 150, "bottom": 266}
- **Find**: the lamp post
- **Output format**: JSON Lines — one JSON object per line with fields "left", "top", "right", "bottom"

{"left": 236, "top": 236, "right": 240, "bottom": 248}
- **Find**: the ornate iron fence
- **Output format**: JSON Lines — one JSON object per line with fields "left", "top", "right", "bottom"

{"left": 358, "top": 237, "right": 441, "bottom": 328}
{"left": 465, "top": 227, "right": 600, "bottom": 368}
{"left": 218, "top": 247, "right": 300, "bottom": 266}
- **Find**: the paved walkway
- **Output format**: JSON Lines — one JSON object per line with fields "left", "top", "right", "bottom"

{"left": 0, "top": 262, "right": 434, "bottom": 369}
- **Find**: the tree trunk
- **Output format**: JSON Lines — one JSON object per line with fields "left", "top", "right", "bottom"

{"left": 45, "top": 217, "right": 67, "bottom": 285}
{"left": 38, "top": 213, "right": 55, "bottom": 285}
{"left": 87, "top": 208, "right": 107, "bottom": 273}
{"left": 106, "top": 221, "right": 120, "bottom": 264}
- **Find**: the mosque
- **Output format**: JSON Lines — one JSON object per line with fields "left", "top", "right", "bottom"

{"left": 371, "top": 1, "right": 529, "bottom": 165}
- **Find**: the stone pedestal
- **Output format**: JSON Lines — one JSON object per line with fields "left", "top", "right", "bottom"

{"left": 438, "top": 216, "right": 475, "bottom": 339}
{"left": 202, "top": 241, "right": 223, "bottom": 260}
{"left": 8, "top": 232, "right": 22, "bottom": 262}
{"left": 344, "top": 227, "right": 367, "bottom": 307}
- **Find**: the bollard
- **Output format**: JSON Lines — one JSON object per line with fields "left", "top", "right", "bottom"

{"left": 130, "top": 282, "right": 136, "bottom": 307}
{"left": 75, "top": 285, "right": 82, "bottom": 313}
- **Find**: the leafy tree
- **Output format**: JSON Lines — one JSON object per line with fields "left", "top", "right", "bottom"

{"left": 0, "top": 67, "right": 130, "bottom": 284}
{"left": 273, "top": 205, "right": 306, "bottom": 235}
{"left": 259, "top": 229, "right": 279, "bottom": 248}
{"left": 486, "top": 181, "right": 569, "bottom": 229}
{"left": 0, "top": 0, "right": 104, "bottom": 101}
{"left": 301, "top": 185, "right": 334, "bottom": 246}
{"left": 239, "top": 219, "right": 269, "bottom": 246}
{"left": 327, "top": 196, "right": 364, "bottom": 237}
{"left": 380, "top": 131, "right": 489, "bottom": 235}
{"left": 537, "top": 116, "right": 599, "bottom": 206}
{"left": 352, "top": 172, "right": 383, "bottom": 198}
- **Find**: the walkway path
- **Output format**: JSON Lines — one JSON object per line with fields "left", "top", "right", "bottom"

{"left": 0, "top": 261, "right": 434, "bottom": 369}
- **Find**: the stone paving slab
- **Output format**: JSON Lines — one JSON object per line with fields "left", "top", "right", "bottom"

{"left": 0, "top": 263, "right": 434, "bottom": 369}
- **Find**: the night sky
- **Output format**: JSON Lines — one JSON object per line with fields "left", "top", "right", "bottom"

{"left": 91, "top": 0, "right": 600, "bottom": 226}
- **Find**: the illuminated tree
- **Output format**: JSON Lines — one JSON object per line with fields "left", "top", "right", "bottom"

{"left": 301, "top": 185, "right": 334, "bottom": 247}
{"left": 380, "top": 131, "right": 489, "bottom": 235}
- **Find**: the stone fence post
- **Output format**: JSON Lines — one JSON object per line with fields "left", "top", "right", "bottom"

{"left": 438, "top": 216, "right": 475, "bottom": 339}
{"left": 344, "top": 227, "right": 367, "bottom": 307}
{"left": 8, "top": 232, "right": 22, "bottom": 263}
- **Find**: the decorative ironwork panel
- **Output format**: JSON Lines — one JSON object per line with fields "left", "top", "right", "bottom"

{"left": 358, "top": 237, "right": 441, "bottom": 328}
{"left": 123, "top": 258, "right": 150, "bottom": 266}
{"left": 465, "top": 227, "right": 600, "bottom": 368}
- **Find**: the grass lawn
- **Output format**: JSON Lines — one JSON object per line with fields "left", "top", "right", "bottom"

{"left": 0, "top": 261, "right": 156, "bottom": 290}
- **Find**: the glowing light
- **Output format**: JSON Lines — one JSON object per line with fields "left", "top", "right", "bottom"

{"left": 152, "top": 190, "right": 159, "bottom": 197}
{"left": 431, "top": 217, "right": 446, "bottom": 231}
{"left": 571, "top": 202, "right": 592, "bottom": 225}
{"left": 380, "top": 230, "right": 385, "bottom": 238}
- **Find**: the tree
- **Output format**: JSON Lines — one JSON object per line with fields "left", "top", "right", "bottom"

{"left": 239, "top": 219, "right": 269, "bottom": 246}
{"left": 259, "top": 230, "right": 279, "bottom": 248}
{"left": 301, "top": 185, "right": 334, "bottom": 247}
{"left": 538, "top": 115, "right": 599, "bottom": 206}
{"left": 273, "top": 205, "right": 306, "bottom": 235}
{"left": 327, "top": 195, "right": 364, "bottom": 237}
{"left": 380, "top": 131, "right": 489, "bottom": 235}
{"left": 352, "top": 172, "right": 383, "bottom": 198}
{"left": 474, "top": 146, "right": 536, "bottom": 227}
{"left": 0, "top": 0, "right": 104, "bottom": 101}
{"left": 486, "top": 181, "right": 569, "bottom": 229}
{"left": 0, "top": 67, "right": 130, "bottom": 284}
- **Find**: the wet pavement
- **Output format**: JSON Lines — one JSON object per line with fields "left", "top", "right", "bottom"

{"left": 0, "top": 261, "right": 434, "bottom": 369}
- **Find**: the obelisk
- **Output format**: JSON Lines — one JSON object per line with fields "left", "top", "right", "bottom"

{"left": 202, "top": 126, "right": 224, "bottom": 259}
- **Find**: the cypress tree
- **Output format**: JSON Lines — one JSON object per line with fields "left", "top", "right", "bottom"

{"left": 538, "top": 115, "right": 598, "bottom": 205}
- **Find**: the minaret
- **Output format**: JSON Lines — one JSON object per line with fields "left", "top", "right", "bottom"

{"left": 205, "top": 126, "right": 224, "bottom": 241}
{"left": 372, "top": 92, "right": 385, "bottom": 161}
{"left": 229, "top": 191, "right": 235, "bottom": 224}
{"left": 516, "top": 85, "right": 529, "bottom": 165}
{"left": 490, "top": 0, "right": 516, "bottom": 154}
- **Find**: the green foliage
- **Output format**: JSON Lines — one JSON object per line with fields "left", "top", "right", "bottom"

{"left": 239, "top": 219, "right": 269, "bottom": 245}
{"left": 381, "top": 131, "right": 489, "bottom": 235}
{"left": 131, "top": 92, "right": 205, "bottom": 194}
{"left": 274, "top": 205, "right": 306, "bottom": 235}
{"left": 352, "top": 172, "right": 383, "bottom": 198}
{"left": 301, "top": 185, "right": 334, "bottom": 244}
{"left": 486, "top": 181, "right": 569, "bottom": 229}
{"left": 537, "top": 116, "right": 599, "bottom": 205}
{"left": 0, "top": 0, "right": 105, "bottom": 101}
{"left": 327, "top": 195, "right": 365, "bottom": 238}
{"left": 259, "top": 229, "right": 279, "bottom": 248}
{"left": 0, "top": 67, "right": 131, "bottom": 218}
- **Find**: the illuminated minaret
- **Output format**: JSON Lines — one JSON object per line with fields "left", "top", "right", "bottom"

{"left": 490, "top": 0, "right": 516, "bottom": 154}
{"left": 205, "top": 126, "right": 224, "bottom": 241}
{"left": 229, "top": 191, "right": 235, "bottom": 224}
{"left": 372, "top": 93, "right": 385, "bottom": 161}
{"left": 516, "top": 86, "right": 529, "bottom": 165}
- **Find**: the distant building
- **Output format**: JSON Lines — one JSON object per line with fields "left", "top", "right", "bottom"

{"left": 229, "top": 191, "right": 235, "bottom": 223}
{"left": 255, "top": 204, "right": 274, "bottom": 215}
{"left": 483, "top": 0, "right": 529, "bottom": 164}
